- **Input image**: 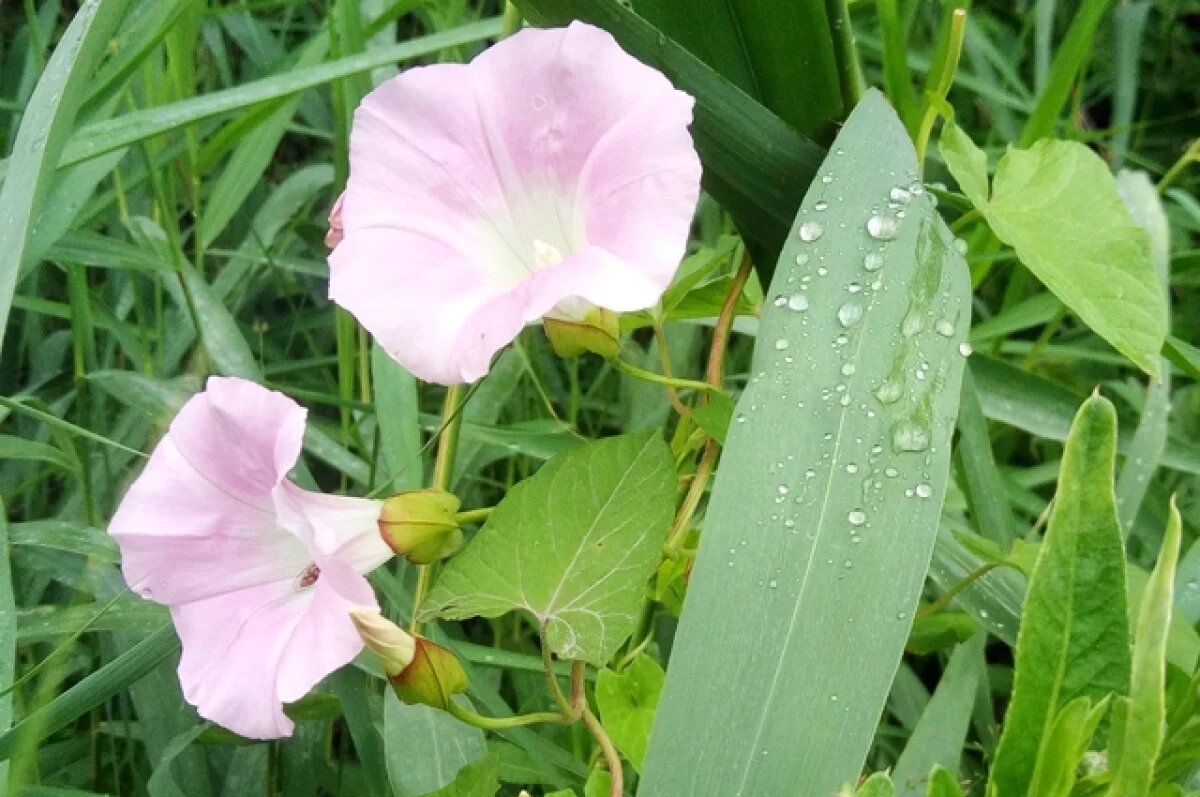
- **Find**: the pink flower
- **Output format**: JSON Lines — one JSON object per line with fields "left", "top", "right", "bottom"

{"left": 328, "top": 22, "right": 702, "bottom": 385}
{"left": 108, "top": 377, "right": 393, "bottom": 739}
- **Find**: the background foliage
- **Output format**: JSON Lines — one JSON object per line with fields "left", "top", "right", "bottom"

{"left": 1, "top": 0, "right": 1199, "bottom": 795}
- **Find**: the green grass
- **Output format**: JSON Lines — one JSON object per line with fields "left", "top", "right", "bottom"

{"left": 2, "top": 1, "right": 1199, "bottom": 795}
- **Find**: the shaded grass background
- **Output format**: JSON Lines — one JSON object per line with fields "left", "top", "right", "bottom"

{"left": 1, "top": 0, "right": 1199, "bottom": 794}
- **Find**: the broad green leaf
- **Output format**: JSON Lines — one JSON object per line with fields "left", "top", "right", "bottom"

{"left": 384, "top": 694, "right": 487, "bottom": 797}
{"left": 925, "top": 767, "right": 964, "bottom": 797}
{"left": 640, "top": 91, "right": 971, "bottom": 796}
{"left": 1114, "top": 170, "right": 1172, "bottom": 533}
{"left": 0, "top": 0, "right": 132, "bottom": 354}
{"left": 1026, "top": 696, "right": 1108, "bottom": 797}
{"left": 633, "top": 0, "right": 846, "bottom": 141}
{"left": 420, "top": 433, "right": 675, "bottom": 664}
{"left": 595, "top": 654, "right": 664, "bottom": 771}
{"left": 940, "top": 124, "right": 1166, "bottom": 377}
{"left": 1106, "top": 498, "right": 1183, "bottom": 797}
{"left": 987, "top": 394, "right": 1131, "bottom": 797}
{"left": 423, "top": 753, "right": 499, "bottom": 797}
{"left": 892, "top": 634, "right": 983, "bottom": 796}
{"left": 515, "top": 0, "right": 824, "bottom": 276}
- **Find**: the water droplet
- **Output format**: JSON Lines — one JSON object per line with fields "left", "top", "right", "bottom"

{"left": 777, "top": 485, "right": 789, "bottom": 496}
{"left": 954, "top": 238, "right": 968, "bottom": 255}
{"left": 846, "top": 282, "right": 863, "bottom": 294}
{"left": 901, "top": 314, "right": 925, "bottom": 337}
{"left": 892, "top": 421, "right": 931, "bottom": 452}
{"left": 845, "top": 463, "right": 859, "bottom": 474}
{"left": 805, "top": 469, "right": 816, "bottom": 479}
{"left": 934, "top": 319, "right": 955, "bottom": 337}
{"left": 814, "top": 200, "right": 829, "bottom": 211}
{"left": 915, "top": 482, "right": 933, "bottom": 498}
{"left": 837, "top": 301, "right": 864, "bottom": 327}
{"left": 884, "top": 467, "right": 899, "bottom": 478}
{"left": 817, "top": 266, "right": 829, "bottom": 277}
{"left": 773, "top": 294, "right": 788, "bottom": 307}
{"left": 959, "top": 342, "right": 974, "bottom": 357}
{"left": 889, "top": 186, "right": 912, "bottom": 204}
{"left": 822, "top": 173, "right": 835, "bottom": 184}
{"left": 787, "top": 294, "right": 809, "bottom": 312}
{"left": 909, "top": 181, "right": 925, "bottom": 195}
{"left": 843, "top": 559, "right": 853, "bottom": 569}
{"left": 841, "top": 363, "right": 856, "bottom": 376}
{"left": 735, "top": 413, "right": 746, "bottom": 423}
{"left": 798, "top": 221, "right": 824, "bottom": 242}
{"left": 863, "top": 252, "right": 885, "bottom": 271}
{"left": 774, "top": 338, "right": 790, "bottom": 350}
{"left": 896, "top": 611, "right": 909, "bottom": 620}
{"left": 866, "top": 214, "right": 900, "bottom": 240}
{"left": 848, "top": 510, "right": 867, "bottom": 526}
{"left": 768, "top": 579, "right": 778, "bottom": 589}
{"left": 830, "top": 694, "right": 839, "bottom": 702}
{"left": 795, "top": 253, "right": 810, "bottom": 268}
{"left": 839, "top": 394, "right": 851, "bottom": 406}
{"left": 875, "top": 381, "right": 903, "bottom": 404}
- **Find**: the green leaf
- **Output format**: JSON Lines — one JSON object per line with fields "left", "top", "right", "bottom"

{"left": 514, "top": 0, "right": 824, "bottom": 276}
{"left": 924, "top": 767, "right": 964, "bottom": 797}
{"left": 373, "top": 344, "right": 424, "bottom": 491}
{"left": 1026, "top": 696, "right": 1108, "bottom": 797}
{"left": 855, "top": 772, "right": 897, "bottom": 797}
{"left": 987, "top": 394, "right": 1131, "bottom": 797}
{"left": 905, "top": 612, "right": 977, "bottom": 656}
{"left": 595, "top": 654, "right": 664, "bottom": 772}
{"left": 1106, "top": 498, "right": 1183, "bottom": 796}
{"left": 691, "top": 392, "right": 734, "bottom": 445}
{"left": 633, "top": 0, "right": 846, "bottom": 141}
{"left": 420, "top": 433, "right": 676, "bottom": 664}
{"left": 940, "top": 124, "right": 1166, "bottom": 377}
{"left": 583, "top": 769, "right": 612, "bottom": 797}
{"left": 423, "top": 753, "right": 500, "bottom": 797}
{"left": 640, "top": 91, "right": 971, "bottom": 795}
{"left": 0, "top": 0, "right": 132, "bottom": 354}
{"left": 892, "top": 635, "right": 982, "bottom": 796}
{"left": 384, "top": 693, "right": 487, "bottom": 797}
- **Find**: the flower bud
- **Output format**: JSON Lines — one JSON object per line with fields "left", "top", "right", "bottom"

{"left": 394, "top": 635, "right": 469, "bottom": 710}
{"left": 378, "top": 489, "right": 462, "bottom": 564}
{"left": 349, "top": 609, "right": 416, "bottom": 677}
{"left": 543, "top": 300, "right": 620, "bottom": 361}
{"left": 325, "top": 192, "right": 345, "bottom": 249}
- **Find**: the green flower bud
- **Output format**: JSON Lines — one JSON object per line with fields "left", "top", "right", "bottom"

{"left": 349, "top": 609, "right": 416, "bottom": 678}
{"left": 394, "top": 635, "right": 469, "bottom": 710}
{"left": 378, "top": 489, "right": 462, "bottom": 564}
{"left": 543, "top": 302, "right": 620, "bottom": 361}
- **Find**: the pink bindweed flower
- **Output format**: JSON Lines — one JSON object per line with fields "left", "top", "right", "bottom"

{"left": 108, "top": 377, "right": 393, "bottom": 739}
{"left": 328, "top": 21, "right": 702, "bottom": 385}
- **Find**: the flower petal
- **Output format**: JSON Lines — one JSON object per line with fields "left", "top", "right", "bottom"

{"left": 110, "top": 377, "right": 311, "bottom": 604}
{"left": 331, "top": 22, "right": 700, "bottom": 385}
{"left": 272, "top": 481, "right": 393, "bottom": 574}
{"left": 173, "top": 563, "right": 377, "bottom": 739}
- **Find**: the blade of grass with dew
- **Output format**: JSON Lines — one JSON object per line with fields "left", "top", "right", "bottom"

{"left": 0, "top": 502, "right": 13, "bottom": 785}
{"left": 640, "top": 90, "right": 971, "bottom": 795}
{"left": 952, "top": 369, "right": 1017, "bottom": 548}
{"left": 0, "top": 0, "right": 132, "bottom": 356}
{"left": 514, "top": 0, "right": 824, "bottom": 278}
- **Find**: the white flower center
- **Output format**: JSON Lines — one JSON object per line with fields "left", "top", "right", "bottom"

{"left": 469, "top": 187, "right": 583, "bottom": 288}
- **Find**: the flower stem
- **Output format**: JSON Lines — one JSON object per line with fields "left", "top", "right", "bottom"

{"left": 566, "top": 660, "right": 622, "bottom": 796}
{"left": 542, "top": 633, "right": 578, "bottom": 719}
{"left": 915, "top": 562, "right": 999, "bottom": 621}
{"left": 826, "top": 0, "right": 864, "bottom": 113}
{"left": 914, "top": 7, "right": 967, "bottom": 168}
{"left": 412, "top": 384, "right": 467, "bottom": 635}
{"left": 445, "top": 698, "right": 569, "bottom": 730}
{"left": 455, "top": 506, "right": 494, "bottom": 525}
{"left": 611, "top": 358, "right": 719, "bottom": 396}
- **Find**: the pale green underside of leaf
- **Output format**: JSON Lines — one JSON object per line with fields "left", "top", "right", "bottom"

{"left": 419, "top": 432, "right": 675, "bottom": 664}
{"left": 940, "top": 124, "right": 1166, "bottom": 377}
{"left": 640, "top": 90, "right": 971, "bottom": 796}
{"left": 987, "top": 395, "right": 1131, "bottom": 797}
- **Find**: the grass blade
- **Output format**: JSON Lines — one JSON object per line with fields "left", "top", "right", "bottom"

{"left": 640, "top": 90, "right": 971, "bottom": 794}
{"left": 0, "top": 0, "right": 131, "bottom": 355}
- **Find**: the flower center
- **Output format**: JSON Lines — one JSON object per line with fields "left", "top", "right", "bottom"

{"left": 532, "top": 238, "right": 565, "bottom": 269}
{"left": 297, "top": 563, "right": 321, "bottom": 589}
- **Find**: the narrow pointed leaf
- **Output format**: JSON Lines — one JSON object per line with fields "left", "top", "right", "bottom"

{"left": 640, "top": 90, "right": 971, "bottom": 795}
{"left": 1106, "top": 498, "right": 1183, "bottom": 796}
{"left": 987, "top": 394, "right": 1131, "bottom": 796}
